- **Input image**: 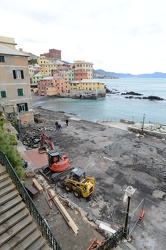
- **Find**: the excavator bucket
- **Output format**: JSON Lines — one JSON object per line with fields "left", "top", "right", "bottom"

{"left": 38, "top": 146, "right": 47, "bottom": 154}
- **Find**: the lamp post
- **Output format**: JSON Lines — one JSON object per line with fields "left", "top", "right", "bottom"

{"left": 123, "top": 186, "right": 136, "bottom": 239}
{"left": 141, "top": 113, "right": 146, "bottom": 132}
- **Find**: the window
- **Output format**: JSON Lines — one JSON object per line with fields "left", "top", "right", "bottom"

{"left": 0, "top": 56, "right": 5, "bottom": 62}
{"left": 17, "top": 103, "right": 28, "bottom": 112}
{"left": 17, "top": 88, "right": 23, "bottom": 96}
{"left": 13, "top": 70, "right": 24, "bottom": 79}
{"left": 1, "top": 91, "right": 6, "bottom": 98}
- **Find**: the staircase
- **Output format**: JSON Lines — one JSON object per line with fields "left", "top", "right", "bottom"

{"left": 0, "top": 164, "right": 50, "bottom": 250}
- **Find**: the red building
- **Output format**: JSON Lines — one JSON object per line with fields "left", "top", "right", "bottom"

{"left": 74, "top": 69, "right": 88, "bottom": 80}
{"left": 40, "top": 49, "right": 61, "bottom": 60}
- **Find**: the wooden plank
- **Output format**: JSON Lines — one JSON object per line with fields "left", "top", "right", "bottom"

{"left": 46, "top": 189, "right": 52, "bottom": 208}
{"left": 32, "top": 178, "right": 43, "bottom": 194}
{"left": 48, "top": 189, "right": 79, "bottom": 235}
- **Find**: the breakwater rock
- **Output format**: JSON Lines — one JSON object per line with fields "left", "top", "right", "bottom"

{"left": 120, "top": 91, "right": 165, "bottom": 101}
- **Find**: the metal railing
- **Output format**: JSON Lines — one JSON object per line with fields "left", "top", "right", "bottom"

{"left": 96, "top": 228, "right": 124, "bottom": 250}
{"left": 0, "top": 149, "right": 62, "bottom": 250}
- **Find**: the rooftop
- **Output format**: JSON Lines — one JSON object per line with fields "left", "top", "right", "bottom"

{"left": 0, "top": 42, "right": 29, "bottom": 57}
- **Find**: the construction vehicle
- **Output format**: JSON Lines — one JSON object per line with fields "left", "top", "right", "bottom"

{"left": 38, "top": 132, "right": 69, "bottom": 173}
{"left": 47, "top": 150, "right": 69, "bottom": 172}
{"left": 64, "top": 168, "right": 94, "bottom": 198}
{"left": 38, "top": 132, "right": 55, "bottom": 153}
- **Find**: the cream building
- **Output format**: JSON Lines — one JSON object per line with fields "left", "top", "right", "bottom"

{"left": 71, "top": 60, "right": 93, "bottom": 79}
{"left": 0, "top": 36, "right": 34, "bottom": 127}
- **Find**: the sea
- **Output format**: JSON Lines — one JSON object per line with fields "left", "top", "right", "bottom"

{"left": 32, "top": 78, "right": 166, "bottom": 125}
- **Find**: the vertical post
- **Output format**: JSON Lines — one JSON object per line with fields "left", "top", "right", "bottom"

{"left": 124, "top": 196, "right": 131, "bottom": 238}
{"left": 142, "top": 113, "right": 146, "bottom": 131}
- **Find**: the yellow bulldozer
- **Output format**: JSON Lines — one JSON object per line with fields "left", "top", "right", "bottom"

{"left": 64, "top": 168, "right": 94, "bottom": 198}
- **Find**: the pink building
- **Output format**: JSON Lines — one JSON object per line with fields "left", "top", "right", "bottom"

{"left": 54, "top": 76, "right": 69, "bottom": 93}
{"left": 38, "top": 77, "right": 56, "bottom": 96}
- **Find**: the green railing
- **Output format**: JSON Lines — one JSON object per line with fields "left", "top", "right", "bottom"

{"left": 96, "top": 228, "right": 124, "bottom": 250}
{"left": 0, "top": 150, "right": 62, "bottom": 250}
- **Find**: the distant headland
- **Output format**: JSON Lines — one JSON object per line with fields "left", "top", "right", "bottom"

{"left": 93, "top": 70, "right": 166, "bottom": 78}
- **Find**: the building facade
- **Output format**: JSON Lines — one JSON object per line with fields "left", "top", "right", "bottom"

{"left": 71, "top": 60, "right": 93, "bottom": 79}
{"left": 74, "top": 69, "right": 88, "bottom": 80}
{"left": 0, "top": 37, "right": 34, "bottom": 127}
{"left": 70, "top": 79, "right": 106, "bottom": 99}
{"left": 40, "top": 49, "right": 61, "bottom": 60}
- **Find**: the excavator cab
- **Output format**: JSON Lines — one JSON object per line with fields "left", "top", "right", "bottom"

{"left": 47, "top": 150, "right": 69, "bottom": 173}
{"left": 48, "top": 150, "right": 60, "bottom": 165}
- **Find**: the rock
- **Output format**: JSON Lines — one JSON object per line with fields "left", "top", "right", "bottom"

{"left": 121, "top": 91, "right": 142, "bottom": 96}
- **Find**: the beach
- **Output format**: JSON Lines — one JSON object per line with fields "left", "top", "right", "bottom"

{"left": 18, "top": 104, "right": 166, "bottom": 250}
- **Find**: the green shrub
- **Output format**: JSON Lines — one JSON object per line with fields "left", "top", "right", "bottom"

{"left": 0, "top": 127, "right": 24, "bottom": 179}
{"left": 0, "top": 120, "right": 6, "bottom": 128}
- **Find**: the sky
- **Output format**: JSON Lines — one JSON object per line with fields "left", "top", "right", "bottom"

{"left": 1, "top": 0, "right": 166, "bottom": 74}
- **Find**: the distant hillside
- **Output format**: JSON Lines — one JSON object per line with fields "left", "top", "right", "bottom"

{"left": 94, "top": 69, "right": 166, "bottom": 78}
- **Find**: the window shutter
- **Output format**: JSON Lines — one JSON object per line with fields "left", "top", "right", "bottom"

{"left": 21, "top": 70, "right": 24, "bottom": 79}
{"left": 13, "top": 70, "right": 16, "bottom": 79}
{"left": 25, "top": 103, "right": 28, "bottom": 111}
{"left": 1, "top": 91, "right": 6, "bottom": 98}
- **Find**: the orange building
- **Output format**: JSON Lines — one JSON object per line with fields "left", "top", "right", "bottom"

{"left": 74, "top": 69, "right": 88, "bottom": 80}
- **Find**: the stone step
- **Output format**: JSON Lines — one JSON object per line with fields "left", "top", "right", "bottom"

{"left": 41, "top": 244, "right": 52, "bottom": 250}
{"left": 0, "top": 207, "right": 29, "bottom": 235}
{"left": 27, "top": 237, "right": 48, "bottom": 250}
{"left": 0, "top": 214, "right": 33, "bottom": 247}
{"left": 0, "top": 189, "right": 19, "bottom": 205}
{"left": 0, "top": 221, "right": 38, "bottom": 250}
{"left": 0, "top": 165, "right": 6, "bottom": 176}
{"left": 0, "top": 173, "right": 9, "bottom": 183}
{"left": 115, "top": 246, "right": 123, "bottom": 250}
{"left": 0, "top": 195, "right": 22, "bottom": 215}
{"left": 0, "top": 178, "right": 12, "bottom": 190}
{"left": 0, "top": 201, "right": 26, "bottom": 224}
{"left": 0, "top": 183, "right": 15, "bottom": 198}
{"left": 13, "top": 230, "right": 42, "bottom": 250}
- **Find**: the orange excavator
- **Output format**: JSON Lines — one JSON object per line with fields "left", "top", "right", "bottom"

{"left": 38, "top": 132, "right": 55, "bottom": 153}
{"left": 39, "top": 132, "right": 69, "bottom": 173}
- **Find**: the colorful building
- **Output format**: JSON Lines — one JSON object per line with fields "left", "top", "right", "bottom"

{"left": 40, "top": 48, "right": 61, "bottom": 60}
{"left": 38, "top": 77, "right": 57, "bottom": 96}
{"left": 74, "top": 69, "right": 88, "bottom": 80}
{"left": 71, "top": 60, "right": 93, "bottom": 79}
{"left": 70, "top": 79, "right": 106, "bottom": 99}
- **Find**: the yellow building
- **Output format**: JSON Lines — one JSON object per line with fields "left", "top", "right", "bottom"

{"left": 70, "top": 79, "right": 106, "bottom": 99}
{"left": 70, "top": 79, "right": 105, "bottom": 91}
{"left": 37, "top": 56, "right": 57, "bottom": 75}
{"left": 71, "top": 60, "right": 93, "bottom": 79}
{"left": 0, "top": 36, "right": 34, "bottom": 127}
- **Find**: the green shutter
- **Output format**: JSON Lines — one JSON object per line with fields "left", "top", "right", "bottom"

{"left": 0, "top": 56, "right": 5, "bottom": 62}
{"left": 17, "top": 89, "right": 23, "bottom": 96}
{"left": 1, "top": 91, "right": 6, "bottom": 98}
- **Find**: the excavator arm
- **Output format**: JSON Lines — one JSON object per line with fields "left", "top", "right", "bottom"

{"left": 39, "top": 132, "right": 55, "bottom": 153}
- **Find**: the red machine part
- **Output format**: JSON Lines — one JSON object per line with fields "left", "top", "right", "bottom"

{"left": 49, "top": 155, "right": 69, "bottom": 172}
{"left": 40, "top": 132, "right": 55, "bottom": 150}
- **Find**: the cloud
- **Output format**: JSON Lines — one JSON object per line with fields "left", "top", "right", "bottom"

{"left": 1, "top": 0, "right": 166, "bottom": 74}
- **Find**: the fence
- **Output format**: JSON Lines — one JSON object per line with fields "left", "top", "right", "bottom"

{"left": 96, "top": 228, "right": 124, "bottom": 250}
{"left": 0, "top": 149, "right": 62, "bottom": 250}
